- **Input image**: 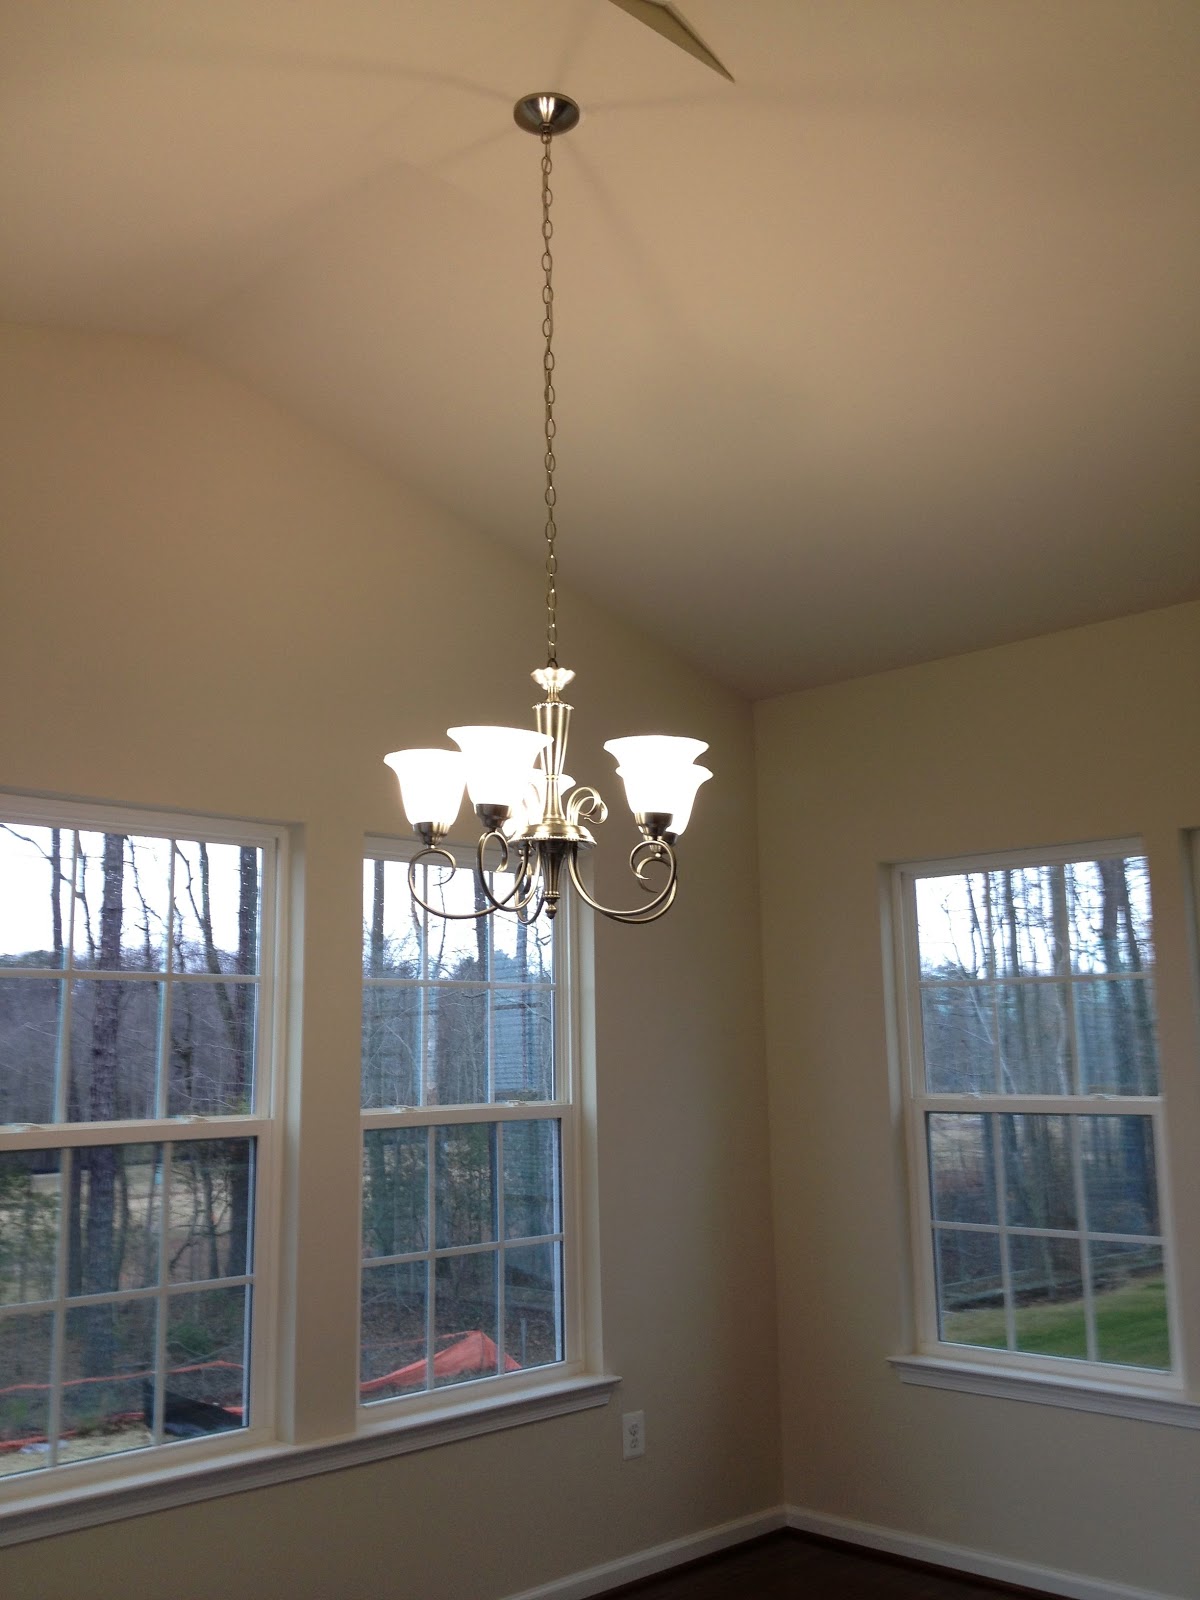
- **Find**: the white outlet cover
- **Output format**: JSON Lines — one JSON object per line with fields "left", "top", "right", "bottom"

{"left": 622, "top": 1409, "right": 645, "bottom": 1459}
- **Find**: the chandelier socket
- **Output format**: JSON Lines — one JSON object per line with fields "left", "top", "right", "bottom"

{"left": 475, "top": 803, "right": 512, "bottom": 834}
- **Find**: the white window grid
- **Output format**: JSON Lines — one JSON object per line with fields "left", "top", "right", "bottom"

{"left": 359, "top": 837, "right": 582, "bottom": 1412}
{"left": 893, "top": 839, "right": 1182, "bottom": 1385}
{"left": 0, "top": 798, "right": 284, "bottom": 1493}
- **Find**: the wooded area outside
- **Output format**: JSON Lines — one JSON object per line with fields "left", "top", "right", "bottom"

{"left": 911, "top": 853, "right": 1170, "bottom": 1370}
{"left": 0, "top": 822, "right": 265, "bottom": 1475}
{"left": 358, "top": 854, "right": 564, "bottom": 1401}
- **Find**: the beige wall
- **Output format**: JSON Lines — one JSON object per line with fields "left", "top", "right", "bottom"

{"left": 0, "top": 324, "right": 779, "bottom": 1599}
{"left": 756, "top": 603, "right": 1200, "bottom": 1597}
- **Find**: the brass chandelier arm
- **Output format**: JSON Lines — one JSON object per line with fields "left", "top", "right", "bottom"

{"left": 406, "top": 842, "right": 538, "bottom": 920}
{"left": 565, "top": 786, "right": 608, "bottom": 829}
{"left": 565, "top": 838, "right": 679, "bottom": 924}
{"left": 475, "top": 833, "right": 544, "bottom": 913}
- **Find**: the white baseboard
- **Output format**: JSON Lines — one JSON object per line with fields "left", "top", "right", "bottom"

{"left": 501, "top": 1507, "right": 786, "bottom": 1600}
{"left": 501, "top": 1500, "right": 1186, "bottom": 1600}
{"left": 786, "top": 1506, "right": 1186, "bottom": 1600}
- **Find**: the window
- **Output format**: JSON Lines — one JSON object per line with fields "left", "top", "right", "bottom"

{"left": 0, "top": 802, "right": 280, "bottom": 1488}
{"left": 359, "top": 843, "right": 577, "bottom": 1408}
{"left": 0, "top": 804, "right": 608, "bottom": 1538}
{"left": 894, "top": 843, "right": 1175, "bottom": 1380}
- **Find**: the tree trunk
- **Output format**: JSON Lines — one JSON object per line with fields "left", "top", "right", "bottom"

{"left": 82, "top": 832, "right": 125, "bottom": 1373}
{"left": 1098, "top": 858, "right": 1150, "bottom": 1224}
{"left": 365, "top": 860, "right": 392, "bottom": 1249}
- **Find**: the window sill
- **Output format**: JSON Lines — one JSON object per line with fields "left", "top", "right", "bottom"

{"left": 0, "top": 1373, "right": 620, "bottom": 1548}
{"left": 890, "top": 1354, "right": 1200, "bottom": 1428}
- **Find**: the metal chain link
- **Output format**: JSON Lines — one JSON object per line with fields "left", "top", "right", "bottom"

{"left": 539, "top": 126, "right": 559, "bottom": 668}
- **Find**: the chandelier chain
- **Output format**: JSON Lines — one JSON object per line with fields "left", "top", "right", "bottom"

{"left": 540, "top": 126, "right": 558, "bottom": 669}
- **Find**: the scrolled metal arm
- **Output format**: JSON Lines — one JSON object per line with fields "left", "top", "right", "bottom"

{"left": 565, "top": 837, "right": 678, "bottom": 924}
{"left": 475, "top": 832, "right": 543, "bottom": 913}
{"left": 566, "top": 786, "right": 609, "bottom": 829}
{"left": 406, "top": 839, "right": 540, "bottom": 919}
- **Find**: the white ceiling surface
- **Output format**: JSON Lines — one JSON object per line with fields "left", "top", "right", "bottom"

{"left": 3, "top": 1, "right": 1198, "bottom": 699}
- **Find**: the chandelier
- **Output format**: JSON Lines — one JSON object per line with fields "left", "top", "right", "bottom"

{"left": 384, "top": 93, "right": 711, "bottom": 926}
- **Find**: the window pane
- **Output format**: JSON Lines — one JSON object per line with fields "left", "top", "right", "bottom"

{"left": 168, "top": 1141, "right": 253, "bottom": 1283}
{"left": 163, "top": 1285, "right": 247, "bottom": 1435}
{"left": 169, "top": 983, "right": 256, "bottom": 1115}
{"left": 362, "top": 1129, "right": 428, "bottom": 1259}
{"left": 69, "top": 1144, "right": 163, "bottom": 1295}
{"left": 492, "top": 905, "right": 554, "bottom": 985}
{"left": 68, "top": 978, "right": 161, "bottom": 1122}
{"left": 1090, "top": 1243, "right": 1168, "bottom": 1369}
{"left": 0, "top": 825, "right": 70, "bottom": 969}
{"left": 1009, "top": 1235, "right": 1086, "bottom": 1360}
{"left": 1074, "top": 978, "right": 1159, "bottom": 1095}
{"left": 435, "top": 1124, "right": 496, "bottom": 1247}
{"left": 1067, "top": 858, "right": 1153, "bottom": 975}
{"left": 0, "top": 980, "right": 60, "bottom": 1126}
{"left": 916, "top": 869, "right": 1064, "bottom": 980}
{"left": 1080, "top": 1116, "right": 1159, "bottom": 1236}
{"left": 363, "top": 859, "right": 421, "bottom": 977}
{"left": 171, "top": 843, "right": 261, "bottom": 977}
{"left": 915, "top": 874, "right": 992, "bottom": 978}
{"left": 504, "top": 1120, "right": 560, "bottom": 1239}
{"left": 927, "top": 1114, "right": 996, "bottom": 1225}
{"left": 361, "top": 986, "right": 421, "bottom": 1110}
{"left": 934, "top": 1228, "right": 1004, "bottom": 1348}
{"left": 505, "top": 1243, "right": 562, "bottom": 1370}
{"left": 421, "top": 873, "right": 487, "bottom": 982}
{"left": 434, "top": 1252, "right": 499, "bottom": 1387}
{"left": 997, "top": 982, "right": 1071, "bottom": 1094}
{"left": 988, "top": 865, "right": 1063, "bottom": 977}
{"left": 1002, "top": 1115, "right": 1076, "bottom": 1230}
{"left": 427, "top": 986, "right": 488, "bottom": 1106}
{"left": 920, "top": 984, "right": 996, "bottom": 1093}
{"left": 0, "top": 1311, "right": 53, "bottom": 1475}
{"left": 73, "top": 834, "right": 170, "bottom": 973}
{"left": 0, "top": 1150, "right": 60, "bottom": 1305}
{"left": 360, "top": 1261, "right": 428, "bottom": 1401}
{"left": 61, "top": 1298, "right": 156, "bottom": 1462}
{"left": 493, "top": 987, "right": 553, "bottom": 1103}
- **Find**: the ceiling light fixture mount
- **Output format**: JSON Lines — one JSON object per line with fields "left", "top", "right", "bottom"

{"left": 385, "top": 94, "right": 711, "bottom": 926}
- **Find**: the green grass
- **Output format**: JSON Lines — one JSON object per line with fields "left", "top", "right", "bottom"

{"left": 943, "top": 1275, "right": 1169, "bottom": 1369}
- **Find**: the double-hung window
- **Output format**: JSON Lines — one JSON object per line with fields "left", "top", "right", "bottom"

{"left": 0, "top": 800, "right": 281, "bottom": 1490}
{"left": 894, "top": 842, "right": 1175, "bottom": 1381}
{"left": 359, "top": 841, "right": 576, "bottom": 1409}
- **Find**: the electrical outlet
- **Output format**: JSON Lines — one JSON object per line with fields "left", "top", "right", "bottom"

{"left": 622, "top": 1409, "right": 645, "bottom": 1459}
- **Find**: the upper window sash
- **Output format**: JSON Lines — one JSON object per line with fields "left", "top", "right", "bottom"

{"left": 362, "top": 838, "right": 560, "bottom": 1113}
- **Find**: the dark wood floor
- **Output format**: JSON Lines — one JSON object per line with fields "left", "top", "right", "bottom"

{"left": 607, "top": 1533, "right": 1030, "bottom": 1600}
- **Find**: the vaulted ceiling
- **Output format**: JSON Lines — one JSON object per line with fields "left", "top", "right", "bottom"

{"left": 4, "top": 1, "right": 1197, "bottom": 698}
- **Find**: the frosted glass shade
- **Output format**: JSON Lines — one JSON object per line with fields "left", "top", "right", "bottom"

{"left": 384, "top": 748, "right": 465, "bottom": 831}
{"left": 604, "top": 735, "right": 711, "bottom": 832}
{"left": 603, "top": 735, "right": 708, "bottom": 770}
{"left": 616, "top": 763, "right": 711, "bottom": 836}
{"left": 448, "top": 726, "right": 551, "bottom": 814}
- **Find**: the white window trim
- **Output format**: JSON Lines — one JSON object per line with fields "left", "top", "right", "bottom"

{"left": 889, "top": 1353, "right": 1200, "bottom": 1426}
{"left": 0, "top": 796, "right": 287, "bottom": 1528}
{"left": 0, "top": 1373, "right": 619, "bottom": 1548}
{"left": 358, "top": 835, "right": 595, "bottom": 1416}
{"left": 890, "top": 837, "right": 1187, "bottom": 1405}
